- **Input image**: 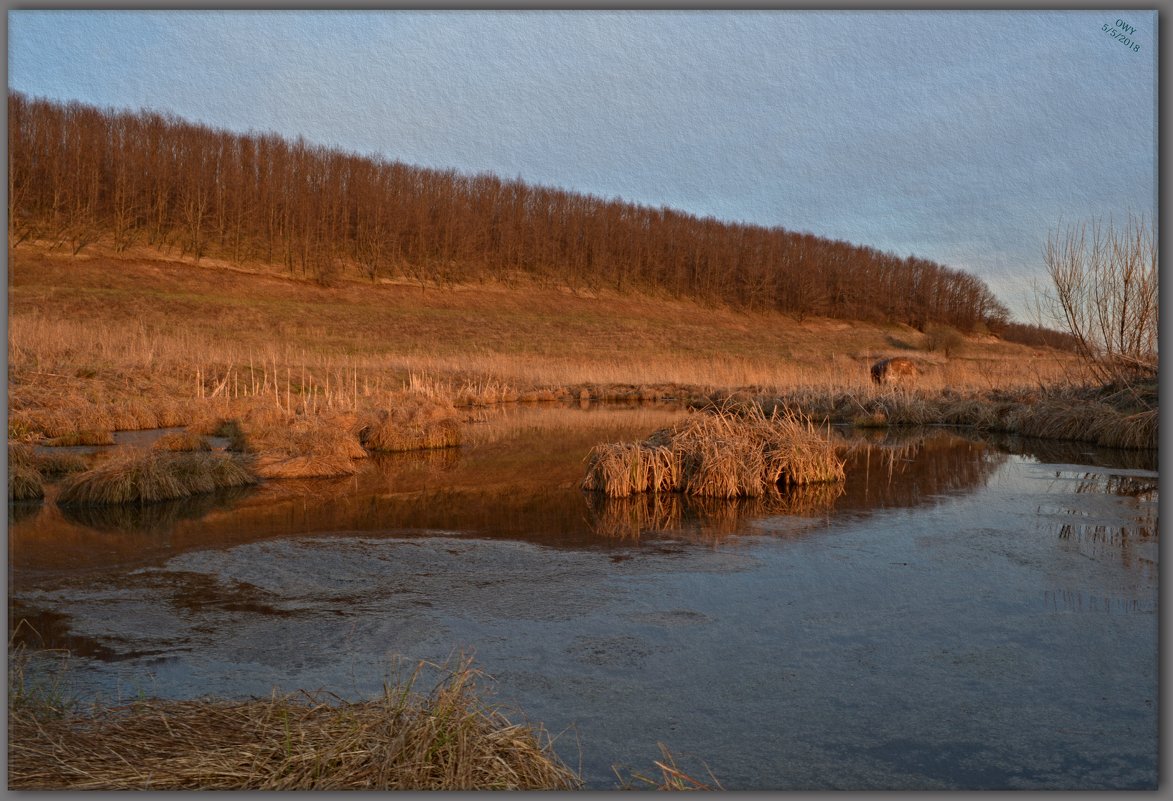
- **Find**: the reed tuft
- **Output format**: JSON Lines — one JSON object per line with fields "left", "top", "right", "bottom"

{"left": 57, "top": 451, "right": 257, "bottom": 506}
{"left": 44, "top": 430, "right": 116, "bottom": 447}
{"left": 358, "top": 393, "right": 462, "bottom": 452}
{"left": 34, "top": 451, "right": 91, "bottom": 477}
{"left": 8, "top": 442, "right": 45, "bottom": 501}
{"left": 584, "top": 404, "right": 844, "bottom": 498}
{"left": 152, "top": 431, "right": 214, "bottom": 452}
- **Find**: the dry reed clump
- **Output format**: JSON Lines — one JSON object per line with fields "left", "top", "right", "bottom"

{"left": 8, "top": 443, "right": 45, "bottom": 501}
{"left": 152, "top": 431, "right": 214, "bottom": 452}
{"left": 188, "top": 402, "right": 366, "bottom": 479}
{"left": 34, "top": 451, "right": 90, "bottom": 477}
{"left": 1011, "top": 399, "right": 1158, "bottom": 450}
{"left": 1009, "top": 399, "right": 1113, "bottom": 444}
{"left": 44, "top": 430, "right": 116, "bottom": 447}
{"left": 8, "top": 658, "right": 580, "bottom": 791}
{"left": 584, "top": 404, "right": 844, "bottom": 499}
{"left": 1098, "top": 408, "right": 1158, "bottom": 450}
{"left": 242, "top": 413, "right": 366, "bottom": 479}
{"left": 109, "top": 399, "right": 160, "bottom": 431}
{"left": 57, "top": 450, "right": 257, "bottom": 506}
{"left": 358, "top": 392, "right": 462, "bottom": 453}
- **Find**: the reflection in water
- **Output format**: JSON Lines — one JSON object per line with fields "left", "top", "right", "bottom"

{"left": 9, "top": 499, "right": 42, "bottom": 526}
{"left": 1042, "top": 589, "right": 1155, "bottom": 615}
{"left": 9, "top": 414, "right": 1018, "bottom": 577}
{"left": 585, "top": 482, "right": 844, "bottom": 541}
{"left": 58, "top": 485, "right": 256, "bottom": 534}
{"left": 7, "top": 405, "right": 1159, "bottom": 790}
{"left": 987, "top": 433, "right": 1158, "bottom": 472}
{"left": 1030, "top": 461, "right": 1159, "bottom": 575}
{"left": 7, "top": 408, "right": 1152, "bottom": 581}
{"left": 9, "top": 601, "right": 122, "bottom": 660}
{"left": 835, "top": 429, "right": 1006, "bottom": 512}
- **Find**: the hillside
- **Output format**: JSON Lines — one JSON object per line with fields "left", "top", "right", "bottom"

{"left": 8, "top": 241, "right": 1076, "bottom": 439}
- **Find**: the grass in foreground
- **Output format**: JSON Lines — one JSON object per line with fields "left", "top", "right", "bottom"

{"left": 7, "top": 654, "right": 580, "bottom": 791}
{"left": 584, "top": 403, "right": 844, "bottom": 498}
{"left": 615, "top": 743, "right": 725, "bottom": 791}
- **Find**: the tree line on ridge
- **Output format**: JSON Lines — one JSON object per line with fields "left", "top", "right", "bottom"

{"left": 10, "top": 91, "right": 1024, "bottom": 337}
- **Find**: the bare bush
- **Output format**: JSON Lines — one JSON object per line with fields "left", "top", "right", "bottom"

{"left": 1040, "top": 215, "right": 1158, "bottom": 386}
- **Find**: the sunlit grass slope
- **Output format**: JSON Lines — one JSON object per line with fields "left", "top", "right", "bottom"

{"left": 8, "top": 241, "right": 1079, "bottom": 438}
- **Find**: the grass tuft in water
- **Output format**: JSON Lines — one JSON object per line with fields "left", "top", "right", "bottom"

{"left": 57, "top": 450, "right": 257, "bottom": 506}
{"left": 584, "top": 403, "right": 844, "bottom": 498}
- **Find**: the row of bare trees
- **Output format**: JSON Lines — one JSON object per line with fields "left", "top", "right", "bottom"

{"left": 9, "top": 91, "right": 1010, "bottom": 332}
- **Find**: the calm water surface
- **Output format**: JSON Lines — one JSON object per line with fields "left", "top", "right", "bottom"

{"left": 8, "top": 404, "right": 1158, "bottom": 790}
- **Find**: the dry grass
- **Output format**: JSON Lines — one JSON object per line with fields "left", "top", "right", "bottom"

{"left": 8, "top": 656, "right": 579, "bottom": 791}
{"left": 1011, "top": 399, "right": 1159, "bottom": 450}
{"left": 182, "top": 401, "right": 371, "bottom": 479}
{"left": 43, "top": 430, "right": 116, "bottom": 447}
{"left": 57, "top": 450, "right": 258, "bottom": 506}
{"left": 751, "top": 382, "right": 1157, "bottom": 451}
{"left": 584, "top": 404, "right": 844, "bottom": 499}
{"left": 615, "top": 743, "right": 723, "bottom": 791}
{"left": 8, "top": 244, "right": 1079, "bottom": 437}
{"left": 8, "top": 243, "right": 1144, "bottom": 460}
{"left": 357, "top": 392, "right": 462, "bottom": 452}
{"left": 152, "top": 431, "right": 213, "bottom": 452}
{"left": 8, "top": 442, "right": 45, "bottom": 501}
{"left": 33, "top": 451, "right": 91, "bottom": 477}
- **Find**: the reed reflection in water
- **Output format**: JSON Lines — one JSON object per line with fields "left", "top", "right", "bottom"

{"left": 10, "top": 409, "right": 1024, "bottom": 580}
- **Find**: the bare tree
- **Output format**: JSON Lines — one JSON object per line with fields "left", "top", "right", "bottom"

{"left": 1040, "top": 215, "right": 1158, "bottom": 385}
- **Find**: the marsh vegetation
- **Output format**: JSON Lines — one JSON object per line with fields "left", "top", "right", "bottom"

{"left": 5, "top": 91, "right": 1157, "bottom": 793}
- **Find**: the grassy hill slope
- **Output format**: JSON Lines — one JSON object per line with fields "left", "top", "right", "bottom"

{"left": 8, "top": 242, "right": 1074, "bottom": 429}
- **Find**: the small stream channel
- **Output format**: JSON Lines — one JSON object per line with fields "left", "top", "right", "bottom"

{"left": 8, "top": 403, "right": 1159, "bottom": 789}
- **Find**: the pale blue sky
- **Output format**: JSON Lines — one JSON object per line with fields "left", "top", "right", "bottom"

{"left": 7, "top": 10, "right": 1157, "bottom": 321}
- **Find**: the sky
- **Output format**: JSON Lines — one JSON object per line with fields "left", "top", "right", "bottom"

{"left": 7, "top": 10, "right": 1158, "bottom": 322}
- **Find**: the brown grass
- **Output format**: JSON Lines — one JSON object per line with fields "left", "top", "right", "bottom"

{"left": 8, "top": 443, "right": 45, "bottom": 501}
{"left": 43, "top": 430, "right": 116, "bottom": 447}
{"left": 8, "top": 244, "right": 1079, "bottom": 435}
{"left": 752, "top": 383, "right": 1157, "bottom": 451}
{"left": 57, "top": 450, "right": 258, "bottom": 506}
{"left": 8, "top": 656, "right": 579, "bottom": 791}
{"left": 1011, "top": 399, "right": 1159, "bottom": 450}
{"left": 615, "top": 743, "right": 724, "bottom": 791}
{"left": 33, "top": 451, "right": 91, "bottom": 477}
{"left": 584, "top": 404, "right": 844, "bottom": 498}
{"left": 152, "top": 431, "right": 213, "bottom": 452}
{"left": 8, "top": 243, "right": 1146, "bottom": 459}
{"left": 358, "top": 392, "right": 462, "bottom": 452}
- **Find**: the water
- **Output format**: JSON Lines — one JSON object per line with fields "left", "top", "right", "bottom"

{"left": 8, "top": 404, "right": 1158, "bottom": 789}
